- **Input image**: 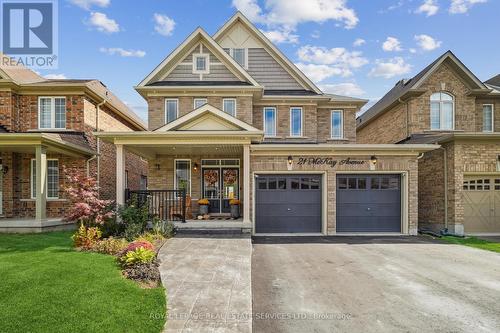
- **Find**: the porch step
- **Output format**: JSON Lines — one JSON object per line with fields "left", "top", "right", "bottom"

{"left": 173, "top": 221, "right": 252, "bottom": 236}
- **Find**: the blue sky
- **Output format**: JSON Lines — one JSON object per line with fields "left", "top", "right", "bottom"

{"left": 40, "top": 0, "right": 499, "bottom": 120}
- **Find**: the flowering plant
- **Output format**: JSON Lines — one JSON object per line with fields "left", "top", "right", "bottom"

{"left": 63, "top": 166, "right": 114, "bottom": 225}
{"left": 198, "top": 198, "right": 210, "bottom": 205}
{"left": 229, "top": 199, "right": 240, "bottom": 205}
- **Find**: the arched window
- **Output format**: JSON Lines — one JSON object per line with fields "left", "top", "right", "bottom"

{"left": 430, "top": 92, "right": 454, "bottom": 130}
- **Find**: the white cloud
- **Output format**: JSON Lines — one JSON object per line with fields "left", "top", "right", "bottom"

{"left": 320, "top": 83, "right": 365, "bottom": 96}
{"left": 414, "top": 34, "right": 442, "bottom": 51}
{"left": 449, "top": 0, "right": 487, "bottom": 14}
{"left": 311, "top": 30, "right": 321, "bottom": 39}
{"left": 353, "top": 38, "right": 366, "bottom": 47}
{"left": 99, "top": 47, "right": 146, "bottom": 57}
{"left": 415, "top": 0, "right": 439, "bottom": 16}
{"left": 153, "top": 13, "right": 175, "bottom": 37}
{"left": 88, "top": 12, "right": 119, "bottom": 33}
{"left": 69, "top": 0, "right": 109, "bottom": 10}
{"left": 382, "top": 37, "right": 403, "bottom": 52}
{"left": 297, "top": 45, "right": 368, "bottom": 70}
{"left": 369, "top": 57, "right": 412, "bottom": 79}
{"left": 44, "top": 74, "right": 67, "bottom": 79}
{"left": 262, "top": 28, "right": 299, "bottom": 44}
{"left": 232, "top": 0, "right": 359, "bottom": 30}
{"left": 295, "top": 63, "right": 345, "bottom": 82}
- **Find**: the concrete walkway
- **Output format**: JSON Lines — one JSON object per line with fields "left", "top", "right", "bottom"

{"left": 158, "top": 235, "right": 252, "bottom": 333}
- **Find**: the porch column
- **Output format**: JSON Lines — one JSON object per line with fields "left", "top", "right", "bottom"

{"left": 243, "top": 144, "right": 251, "bottom": 223}
{"left": 116, "top": 144, "right": 126, "bottom": 206}
{"left": 35, "top": 145, "right": 47, "bottom": 222}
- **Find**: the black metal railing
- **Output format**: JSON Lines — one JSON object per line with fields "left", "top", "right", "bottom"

{"left": 125, "top": 189, "right": 186, "bottom": 222}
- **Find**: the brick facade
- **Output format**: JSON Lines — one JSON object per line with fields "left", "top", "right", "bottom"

{"left": 0, "top": 91, "right": 147, "bottom": 219}
{"left": 249, "top": 154, "right": 419, "bottom": 235}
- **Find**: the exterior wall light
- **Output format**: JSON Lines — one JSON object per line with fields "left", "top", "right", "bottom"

{"left": 193, "top": 163, "right": 199, "bottom": 172}
{"left": 370, "top": 155, "right": 378, "bottom": 171}
{"left": 155, "top": 163, "right": 161, "bottom": 171}
{"left": 287, "top": 155, "right": 293, "bottom": 171}
{"left": 497, "top": 155, "right": 500, "bottom": 172}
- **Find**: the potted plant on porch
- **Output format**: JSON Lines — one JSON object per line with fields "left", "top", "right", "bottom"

{"left": 229, "top": 199, "right": 240, "bottom": 219}
{"left": 198, "top": 198, "right": 209, "bottom": 216}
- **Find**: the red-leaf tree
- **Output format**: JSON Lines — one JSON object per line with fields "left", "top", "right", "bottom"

{"left": 63, "top": 167, "right": 114, "bottom": 225}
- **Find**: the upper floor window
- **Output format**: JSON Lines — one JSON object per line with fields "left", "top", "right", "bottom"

{"left": 193, "top": 98, "right": 207, "bottom": 109}
{"left": 263, "top": 107, "right": 276, "bottom": 137}
{"left": 483, "top": 104, "right": 494, "bottom": 132}
{"left": 430, "top": 92, "right": 454, "bottom": 130}
{"left": 223, "top": 98, "right": 236, "bottom": 117}
{"left": 193, "top": 54, "right": 209, "bottom": 74}
{"left": 290, "top": 107, "right": 303, "bottom": 137}
{"left": 165, "top": 99, "right": 178, "bottom": 124}
{"left": 331, "top": 110, "right": 344, "bottom": 139}
{"left": 39, "top": 97, "right": 66, "bottom": 129}
{"left": 223, "top": 48, "right": 247, "bottom": 68}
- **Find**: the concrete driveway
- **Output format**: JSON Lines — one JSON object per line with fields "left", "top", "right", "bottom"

{"left": 252, "top": 236, "right": 500, "bottom": 333}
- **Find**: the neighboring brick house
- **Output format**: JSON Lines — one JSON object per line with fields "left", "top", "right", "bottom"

{"left": 98, "top": 12, "right": 436, "bottom": 236}
{"left": 357, "top": 51, "right": 500, "bottom": 235}
{"left": 0, "top": 58, "right": 148, "bottom": 230}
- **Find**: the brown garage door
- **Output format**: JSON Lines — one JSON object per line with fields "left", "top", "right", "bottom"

{"left": 463, "top": 177, "right": 500, "bottom": 233}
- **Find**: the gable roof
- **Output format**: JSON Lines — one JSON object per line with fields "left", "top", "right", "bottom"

{"left": 155, "top": 104, "right": 262, "bottom": 133}
{"left": 213, "top": 12, "right": 322, "bottom": 94}
{"left": 137, "top": 27, "right": 261, "bottom": 88}
{"left": 357, "top": 50, "right": 490, "bottom": 129}
{"left": 485, "top": 74, "right": 500, "bottom": 87}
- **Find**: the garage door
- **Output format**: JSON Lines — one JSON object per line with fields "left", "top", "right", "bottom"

{"left": 463, "top": 177, "right": 500, "bottom": 233}
{"left": 336, "top": 174, "right": 401, "bottom": 232}
{"left": 255, "top": 175, "right": 322, "bottom": 233}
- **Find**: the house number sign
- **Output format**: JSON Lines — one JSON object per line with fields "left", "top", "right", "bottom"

{"left": 296, "top": 157, "right": 365, "bottom": 168}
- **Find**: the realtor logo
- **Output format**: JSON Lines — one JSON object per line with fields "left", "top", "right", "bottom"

{"left": 0, "top": 0, "right": 58, "bottom": 68}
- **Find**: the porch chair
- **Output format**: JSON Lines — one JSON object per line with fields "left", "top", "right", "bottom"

{"left": 169, "top": 195, "right": 192, "bottom": 221}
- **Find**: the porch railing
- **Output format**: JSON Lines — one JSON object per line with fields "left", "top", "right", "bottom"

{"left": 125, "top": 189, "right": 186, "bottom": 222}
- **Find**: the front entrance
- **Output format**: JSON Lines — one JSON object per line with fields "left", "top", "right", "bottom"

{"left": 463, "top": 177, "right": 500, "bottom": 233}
{"left": 202, "top": 159, "right": 240, "bottom": 214}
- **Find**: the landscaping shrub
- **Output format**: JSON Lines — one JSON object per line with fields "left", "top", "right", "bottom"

{"left": 93, "top": 237, "right": 129, "bottom": 256}
{"left": 72, "top": 223, "right": 102, "bottom": 250}
{"left": 100, "top": 217, "right": 125, "bottom": 238}
{"left": 122, "top": 261, "right": 161, "bottom": 284}
{"left": 119, "top": 201, "right": 149, "bottom": 241}
{"left": 63, "top": 168, "right": 114, "bottom": 226}
{"left": 120, "top": 247, "right": 155, "bottom": 267}
{"left": 151, "top": 218, "right": 175, "bottom": 238}
{"left": 124, "top": 240, "right": 154, "bottom": 253}
{"left": 136, "top": 232, "right": 165, "bottom": 244}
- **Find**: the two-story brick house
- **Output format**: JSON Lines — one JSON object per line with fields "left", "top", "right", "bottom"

{"left": 357, "top": 51, "right": 500, "bottom": 235}
{"left": 98, "top": 12, "right": 436, "bottom": 235}
{"left": 0, "top": 57, "right": 148, "bottom": 231}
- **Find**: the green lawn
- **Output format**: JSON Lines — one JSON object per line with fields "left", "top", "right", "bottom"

{"left": 0, "top": 232, "right": 166, "bottom": 333}
{"left": 441, "top": 236, "right": 500, "bottom": 253}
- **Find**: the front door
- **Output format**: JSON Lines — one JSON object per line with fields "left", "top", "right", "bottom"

{"left": 202, "top": 167, "right": 239, "bottom": 214}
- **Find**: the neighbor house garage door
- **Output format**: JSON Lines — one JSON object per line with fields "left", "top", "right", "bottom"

{"left": 463, "top": 177, "right": 500, "bottom": 233}
{"left": 336, "top": 174, "right": 401, "bottom": 232}
{"left": 255, "top": 175, "right": 322, "bottom": 233}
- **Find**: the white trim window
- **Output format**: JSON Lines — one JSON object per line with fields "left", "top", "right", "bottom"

{"left": 290, "top": 107, "right": 303, "bottom": 137}
{"left": 193, "top": 54, "right": 209, "bottom": 74}
{"left": 483, "top": 104, "right": 494, "bottom": 132}
{"left": 224, "top": 48, "right": 248, "bottom": 69}
{"left": 174, "top": 159, "right": 191, "bottom": 195}
{"left": 263, "top": 107, "right": 277, "bottom": 137}
{"left": 31, "top": 159, "right": 59, "bottom": 199}
{"left": 38, "top": 97, "right": 66, "bottom": 129}
{"left": 430, "top": 92, "right": 454, "bottom": 130}
{"left": 165, "top": 99, "right": 178, "bottom": 124}
{"left": 331, "top": 110, "right": 344, "bottom": 139}
{"left": 223, "top": 98, "right": 237, "bottom": 117}
{"left": 193, "top": 98, "right": 207, "bottom": 109}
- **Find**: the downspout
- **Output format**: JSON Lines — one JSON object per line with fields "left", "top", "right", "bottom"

{"left": 438, "top": 146, "right": 448, "bottom": 230}
{"left": 95, "top": 98, "right": 106, "bottom": 196}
